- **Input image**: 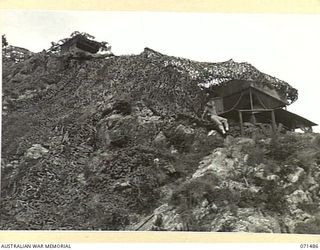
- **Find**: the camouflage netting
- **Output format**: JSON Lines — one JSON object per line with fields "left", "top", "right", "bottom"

{"left": 2, "top": 45, "right": 33, "bottom": 64}
{"left": 2, "top": 48, "right": 208, "bottom": 119}
{"left": 143, "top": 48, "right": 298, "bottom": 104}
{"left": 2, "top": 46, "right": 298, "bottom": 120}
{"left": 97, "top": 50, "right": 206, "bottom": 118}
{"left": 1, "top": 47, "right": 222, "bottom": 229}
{"left": 1, "top": 46, "right": 302, "bottom": 230}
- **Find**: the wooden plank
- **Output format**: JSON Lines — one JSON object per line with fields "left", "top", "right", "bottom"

{"left": 134, "top": 214, "right": 155, "bottom": 231}
{"left": 239, "top": 110, "right": 244, "bottom": 136}
{"left": 271, "top": 110, "right": 277, "bottom": 132}
{"left": 239, "top": 109, "right": 274, "bottom": 112}
{"left": 249, "top": 88, "right": 256, "bottom": 124}
{"left": 249, "top": 87, "right": 254, "bottom": 110}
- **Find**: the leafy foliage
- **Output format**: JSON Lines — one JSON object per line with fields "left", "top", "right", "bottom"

{"left": 2, "top": 34, "right": 8, "bottom": 47}
{"left": 294, "top": 216, "right": 320, "bottom": 234}
{"left": 169, "top": 175, "right": 217, "bottom": 231}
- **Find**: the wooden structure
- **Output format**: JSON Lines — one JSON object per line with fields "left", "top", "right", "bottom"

{"left": 211, "top": 80, "right": 317, "bottom": 135}
{"left": 60, "top": 34, "right": 101, "bottom": 54}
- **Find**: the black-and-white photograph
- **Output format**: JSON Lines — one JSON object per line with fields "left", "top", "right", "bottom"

{"left": 1, "top": 9, "right": 320, "bottom": 234}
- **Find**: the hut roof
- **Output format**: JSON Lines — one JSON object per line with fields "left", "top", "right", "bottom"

{"left": 221, "top": 108, "right": 317, "bottom": 129}
{"left": 61, "top": 34, "right": 101, "bottom": 54}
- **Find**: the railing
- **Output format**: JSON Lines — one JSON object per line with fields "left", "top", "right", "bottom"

{"left": 237, "top": 109, "right": 277, "bottom": 136}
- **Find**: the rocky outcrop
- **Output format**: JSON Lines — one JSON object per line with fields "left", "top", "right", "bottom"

{"left": 133, "top": 134, "right": 320, "bottom": 233}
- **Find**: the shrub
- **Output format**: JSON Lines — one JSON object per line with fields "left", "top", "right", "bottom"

{"left": 170, "top": 177, "right": 216, "bottom": 209}
{"left": 312, "top": 134, "right": 320, "bottom": 148}
{"left": 169, "top": 175, "right": 218, "bottom": 231}
{"left": 294, "top": 216, "right": 320, "bottom": 234}
{"left": 267, "top": 135, "right": 299, "bottom": 161}
{"left": 256, "top": 181, "right": 287, "bottom": 213}
{"left": 297, "top": 202, "right": 320, "bottom": 215}
{"left": 246, "top": 145, "right": 265, "bottom": 166}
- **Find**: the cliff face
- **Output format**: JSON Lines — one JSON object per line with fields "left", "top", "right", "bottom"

{"left": 1, "top": 47, "right": 319, "bottom": 233}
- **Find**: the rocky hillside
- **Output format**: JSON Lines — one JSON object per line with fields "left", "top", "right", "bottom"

{"left": 1, "top": 45, "right": 319, "bottom": 233}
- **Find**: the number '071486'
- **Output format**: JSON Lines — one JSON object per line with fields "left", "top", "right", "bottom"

{"left": 300, "top": 244, "right": 319, "bottom": 248}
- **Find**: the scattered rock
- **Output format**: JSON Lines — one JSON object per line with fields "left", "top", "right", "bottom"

{"left": 77, "top": 173, "right": 87, "bottom": 185}
{"left": 25, "top": 144, "right": 49, "bottom": 159}
{"left": 175, "top": 124, "right": 194, "bottom": 136}
{"left": 286, "top": 190, "right": 312, "bottom": 205}
{"left": 236, "top": 137, "right": 255, "bottom": 146}
{"left": 153, "top": 131, "right": 169, "bottom": 148}
{"left": 105, "top": 114, "right": 123, "bottom": 128}
{"left": 266, "top": 174, "right": 280, "bottom": 181}
{"left": 162, "top": 164, "right": 177, "bottom": 175}
{"left": 192, "top": 148, "right": 236, "bottom": 179}
{"left": 211, "top": 208, "right": 281, "bottom": 233}
{"left": 288, "top": 167, "right": 305, "bottom": 183}
{"left": 113, "top": 181, "right": 132, "bottom": 191}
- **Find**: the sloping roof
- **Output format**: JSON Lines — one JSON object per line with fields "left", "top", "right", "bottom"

{"left": 142, "top": 48, "right": 298, "bottom": 104}
{"left": 221, "top": 108, "right": 317, "bottom": 129}
{"left": 275, "top": 109, "right": 317, "bottom": 129}
{"left": 61, "top": 34, "right": 101, "bottom": 53}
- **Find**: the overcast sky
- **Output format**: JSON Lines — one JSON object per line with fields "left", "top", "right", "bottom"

{"left": 1, "top": 10, "right": 319, "bottom": 131}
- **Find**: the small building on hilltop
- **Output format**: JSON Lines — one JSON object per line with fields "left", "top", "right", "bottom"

{"left": 139, "top": 49, "right": 317, "bottom": 134}
{"left": 60, "top": 34, "right": 101, "bottom": 54}
{"left": 209, "top": 79, "right": 317, "bottom": 134}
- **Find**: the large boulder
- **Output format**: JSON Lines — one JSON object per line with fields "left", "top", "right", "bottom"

{"left": 192, "top": 148, "right": 236, "bottom": 179}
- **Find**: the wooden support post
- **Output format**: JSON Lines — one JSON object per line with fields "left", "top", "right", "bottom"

{"left": 249, "top": 88, "right": 254, "bottom": 109}
{"left": 239, "top": 110, "right": 244, "bottom": 136}
{"left": 249, "top": 88, "right": 256, "bottom": 124}
{"left": 271, "top": 110, "right": 277, "bottom": 132}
